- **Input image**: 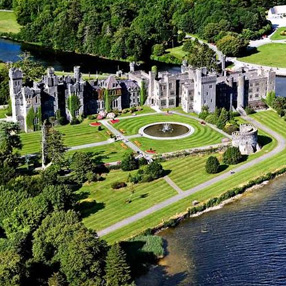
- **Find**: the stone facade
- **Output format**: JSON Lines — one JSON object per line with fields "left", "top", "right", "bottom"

{"left": 232, "top": 124, "right": 260, "bottom": 155}
{"left": 9, "top": 66, "right": 140, "bottom": 131}
{"left": 129, "top": 65, "right": 275, "bottom": 114}
{"left": 10, "top": 63, "right": 275, "bottom": 132}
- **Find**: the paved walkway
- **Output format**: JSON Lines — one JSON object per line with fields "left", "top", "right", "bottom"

{"left": 164, "top": 176, "right": 183, "bottom": 194}
{"left": 172, "top": 111, "right": 232, "bottom": 139}
{"left": 101, "top": 120, "right": 143, "bottom": 154}
{"left": 97, "top": 115, "right": 286, "bottom": 237}
{"left": 68, "top": 139, "right": 113, "bottom": 151}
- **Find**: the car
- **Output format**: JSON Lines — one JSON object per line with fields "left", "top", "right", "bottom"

{"left": 230, "top": 170, "right": 235, "bottom": 174}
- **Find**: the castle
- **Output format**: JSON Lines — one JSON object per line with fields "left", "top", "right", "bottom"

{"left": 232, "top": 124, "right": 260, "bottom": 155}
{"left": 9, "top": 63, "right": 275, "bottom": 132}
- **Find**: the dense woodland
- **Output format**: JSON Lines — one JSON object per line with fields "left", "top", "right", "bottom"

{"left": 1, "top": 0, "right": 286, "bottom": 60}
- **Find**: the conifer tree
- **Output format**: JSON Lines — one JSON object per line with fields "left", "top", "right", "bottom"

{"left": 105, "top": 244, "right": 132, "bottom": 286}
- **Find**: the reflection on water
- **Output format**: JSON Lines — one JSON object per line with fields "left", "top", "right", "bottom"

{"left": 137, "top": 175, "right": 286, "bottom": 286}
{"left": 0, "top": 38, "right": 180, "bottom": 74}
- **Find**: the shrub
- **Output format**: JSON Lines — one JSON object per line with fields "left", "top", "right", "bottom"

{"left": 111, "top": 181, "right": 127, "bottom": 189}
{"left": 223, "top": 123, "right": 239, "bottom": 135}
{"left": 152, "top": 44, "right": 165, "bottom": 56}
{"left": 223, "top": 146, "right": 242, "bottom": 165}
{"left": 205, "top": 114, "right": 218, "bottom": 125}
{"left": 205, "top": 156, "right": 220, "bottom": 174}
{"left": 70, "top": 118, "right": 80, "bottom": 125}
{"left": 121, "top": 152, "right": 138, "bottom": 171}
{"left": 245, "top": 106, "right": 255, "bottom": 115}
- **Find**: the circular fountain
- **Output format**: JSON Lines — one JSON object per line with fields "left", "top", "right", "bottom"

{"left": 139, "top": 122, "right": 194, "bottom": 140}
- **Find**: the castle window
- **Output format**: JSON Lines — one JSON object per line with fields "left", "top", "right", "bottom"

{"left": 209, "top": 85, "right": 212, "bottom": 88}
{"left": 255, "top": 94, "right": 259, "bottom": 98}
{"left": 256, "top": 88, "right": 259, "bottom": 92}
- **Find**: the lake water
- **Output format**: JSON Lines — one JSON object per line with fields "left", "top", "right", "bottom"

{"left": 0, "top": 38, "right": 180, "bottom": 74}
{"left": 137, "top": 175, "right": 286, "bottom": 286}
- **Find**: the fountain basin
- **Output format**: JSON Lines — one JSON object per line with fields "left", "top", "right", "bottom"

{"left": 139, "top": 122, "right": 194, "bottom": 140}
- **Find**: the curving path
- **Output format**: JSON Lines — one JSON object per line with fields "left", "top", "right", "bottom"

{"left": 97, "top": 114, "right": 286, "bottom": 237}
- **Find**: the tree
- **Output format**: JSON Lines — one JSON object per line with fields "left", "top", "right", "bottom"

{"left": 48, "top": 272, "right": 66, "bottom": 286}
{"left": 223, "top": 147, "right": 242, "bottom": 165}
{"left": 266, "top": 91, "right": 276, "bottom": 107}
{"left": 105, "top": 244, "right": 132, "bottom": 286}
{"left": 205, "top": 156, "right": 220, "bottom": 174}
{"left": 58, "top": 228, "right": 107, "bottom": 286}
{"left": 46, "top": 129, "right": 66, "bottom": 165}
{"left": 216, "top": 34, "right": 248, "bottom": 57}
{"left": 121, "top": 152, "right": 138, "bottom": 171}
{"left": 152, "top": 44, "right": 165, "bottom": 56}
{"left": 0, "top": 250, "right": 24, "bottom": 286}
{"left": 145, "top": 161, "right": 164, "bottom": 180}
{"left": 70, "top": 152, "right": 96, "bottom": 184}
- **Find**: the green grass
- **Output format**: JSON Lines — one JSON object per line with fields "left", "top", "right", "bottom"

{"left": 118, "top": 106, "right": 156, "bottom": 118}
{"left": 0, "top": 109, "right": 7, "bottom": 119}
{"left": 113, "top": 113, "right": 224, "bottom": 153}
{"left": 270, "top": 27, "right": 286, "bottom": 41}
{"left": 66, "top": 142, "right": 130, "bottom": 163}
{"left": 114, "top": 114, "right": 224, "bottom": 154}
{"left": 102, "top": 110, "right": 286, "bottom": 243}
{"left": 0, "top": 11, "right": 21, "bottom": 34}
{"left": 78, "top": 170, "right": 177, "bottom": 231}
{"left": 20, "top": 119, "right": 110, "bottom": 155}
{"left": 165, "top": 45, "right": 187, "bottom": 60}
{"left": 239, "top": 43, "right": 286, "bottom": 68}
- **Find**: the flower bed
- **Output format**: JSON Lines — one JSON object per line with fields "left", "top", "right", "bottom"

{"left": 110, "top": 119, "right": 120, "bottom": 124}
{"left": 89, "top": 122, "right": 101, "bottom": 127}
{"left": 146, "top": 149, "right": 156, "bottom": 154}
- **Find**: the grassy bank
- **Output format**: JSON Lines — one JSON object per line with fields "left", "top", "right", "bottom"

{"left": 270, "top": 27, "right": 286, "bottom": 41}
{"left": 102, "top": 110, "right": 286, "bottom": 243}
{"left": 0, "top": 108, "right": 7, "bottom": 119}
{"left": 0, "top": 11, "right": 21, "bottom": 34}
{"left": 239, "top": 43, "right": 286, "bottom": 68}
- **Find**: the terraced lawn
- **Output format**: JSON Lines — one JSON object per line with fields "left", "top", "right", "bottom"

{"left": 103, "top": 111, "right": 285, "bottom": 243}
{"left": 67, "top": 142, "right": 131, "bottom": 163}
{"left": 78, "top": 170, "right": 177, "bottom": 231}
{"left": 114, "top": 113, "right": 225, "bottom": 153}
{"left": 20, "top": 120, "right": 110, "bottom": 155}
{"left": 118, "top": 106, "right": 156, "bottom": 117}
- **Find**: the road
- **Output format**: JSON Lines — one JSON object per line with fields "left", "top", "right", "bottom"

{"left": 97, "top": 114, "right": 286, "bottom": 237}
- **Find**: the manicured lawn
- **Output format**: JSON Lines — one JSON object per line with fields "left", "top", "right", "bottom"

{"left": 0, "top": 11, "right": 21, "bottom": 34}
{"left": 114, "top": 113, "right": 225, "bottom": 153}
{"left": 0, "top": 109, "right": 7, "bottom": 119}
{"left": 67, "top": 142, "right": 130, "bottom": 163}
{"left": 78, "top": 170, "right": 177, "bottom": 231}
{"left": 239, "top": 43, "right": 286, "bottom": 68}
{"left": 165, "top": 45, "right": 187, "bottom": 60}
{"left": 118, "top": 106, "right": 156, "bottom": 118}
{"left": 270, "top": 27, "right": 286, "bottom": 41}
{"left": 20, "top": 119, "right": 110, "bottom": 155}
{"left": 103, "top": 110, "right": 285, "bottom": 243}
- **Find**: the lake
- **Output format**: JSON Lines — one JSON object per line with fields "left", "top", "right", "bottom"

{"left": 137, "top": 175, "right": 286, "bottom": 286}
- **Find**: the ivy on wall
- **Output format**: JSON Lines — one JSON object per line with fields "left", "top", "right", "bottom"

{"left": 26, "top": 107, "right": 35, "bottom": 130}
{"left": 140, "top": 81, "right": 147, "bottom": 106}
{"left": 26, "top": 106, "right": 42, "bottom": 131}
{"left": 104, "top": 89, "right": 111, "bottom": 112}
{"left": 68, "top": 94, "right": 80, "bottom": 118}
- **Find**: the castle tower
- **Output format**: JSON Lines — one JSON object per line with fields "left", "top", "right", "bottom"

{"left": 74, "top": 66, "right": 81, "bottom": 82}
{"left": 237, "top": 75, "right": 245, "bottom": 108}
{"left": 129, "top": 62, "right": 135, "bottom": 73}
{"left": 9, "top": 68, "right": 23, "bottom": 123}
{"left": 193, "top": 68, "right": 216, "bottom": 113}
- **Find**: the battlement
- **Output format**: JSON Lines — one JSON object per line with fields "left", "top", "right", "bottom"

{"left": 9, "top": 68, "right": 23, "bottom": 80}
